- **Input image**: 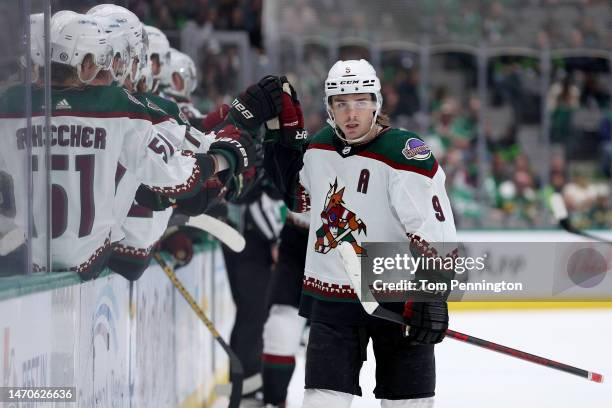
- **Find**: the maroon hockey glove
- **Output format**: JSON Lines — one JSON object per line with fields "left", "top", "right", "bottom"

{"left": 402, "top": 300, "right": 449, "bottom": 344}
{"left": 228, "top": 76, "right": 283, "bottom": 131}
{"left": 201, "top": 104, "right": 230, "bottom": 132}
{"left": 265, "top": 77, "right": 308, "bottom": 150}
{"left": 174, "top": 176, "right": 225, "bottom": 216}
{"left": 134, "top": 185, "right": 174, "bottom": 211}
{"left": 159, "top": 230, "right": 194, "bottom": 266}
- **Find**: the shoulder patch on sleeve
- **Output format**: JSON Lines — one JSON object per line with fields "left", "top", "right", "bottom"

{"left": 401, "top": 137, "right": 432, "bottom": 161}
{"left": 364, "top": 128, "right": 438, "bottom": 178}
{"left": 123, "top": 89, "right": 145, "bottom": 107}
{"left": 178, "top": 109, "right": 189, "bottom": 125}
{"left": 146, "top": 98, "right": 168, "bottom": 114}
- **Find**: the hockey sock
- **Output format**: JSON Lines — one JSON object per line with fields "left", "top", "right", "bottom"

{"left": 262, "top": 353, "right": 295, "bottom": 405}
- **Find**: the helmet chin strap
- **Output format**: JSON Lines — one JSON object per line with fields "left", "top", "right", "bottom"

{"left": 328, "top": 110, "right": 380, "bottom": 145}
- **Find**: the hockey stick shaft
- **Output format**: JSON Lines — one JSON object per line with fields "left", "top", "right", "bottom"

{"left": 152, "top": 252, "right": 244, "bottom": 407}
{"left": 337, "top": 243, "right": 604, "bottom": 383}
{"left": 186, "top": 214, "right": 246, "bottom": 252}
{"left": 445, "top": 329, "right": 603, "bottom": 382}
{"left": 371, "top": 299, "right": 603, "bottom": 383}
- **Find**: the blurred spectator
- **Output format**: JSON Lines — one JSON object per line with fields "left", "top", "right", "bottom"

{"left": 563, "top": 170, "right": 599, "bottom": 213}
{"left": 580, "top": 72, "right": 609, "bottom": 109}
{"left": 127, "top": 0, "right": 263, "bottom": 47}
{"left": 548, "top": 75, "right": 580, "bottom": 146}
{"left": 429, "top": 97, "right": 475, "bottom": 153}
{"left": 497, "top": 169, "right": 539, "bottom": 226}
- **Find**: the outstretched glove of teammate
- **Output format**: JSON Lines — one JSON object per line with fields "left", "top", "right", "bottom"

{"left": 402, "top": 300, "right": 449, "bottom": 344}
{"left": 208, "top": 124, "right": 261, "bottom": 176}
{"left": 265, "top": 77, "right": 308, "bottom": 150}
{"left": 201, "top": 104, "right": 230, "bottom": 132}
{"left": 228, "top": 76, "right": 283, "bottom": 131}
{"left": 134, "top": 185, "right": 174, "bottom": 210}
{"left": 159, "top": 230, "right": 194, "bottom": 266}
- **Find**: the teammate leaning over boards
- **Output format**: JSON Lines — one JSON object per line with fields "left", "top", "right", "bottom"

{"left": 0, "top": 13, "right": 267, "bottom": 280}
{"left": 144, "top": 25, "right": 172, "bottom": 95}
{"left": 162, "top": 48, "right": 210, "bottom": 128}
{"left": 84, "top": 6, "right": 282, "bottom": 278}
{"left": 263, "top": 60, "right": 457, "bottom": 407}
{"left": 86, "top": 6, "right": 208, "bottom": 278}
{"left": 0, "top": 13, "right": 47, "bottom": 274}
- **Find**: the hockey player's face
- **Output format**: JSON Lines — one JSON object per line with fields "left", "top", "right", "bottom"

{"left": 151, "top": 55, "right": 161, "bottom": 76}
{"left": 172, "top": 72, "right": 185, "bottom": 92}
{"left": 331, "top": 94, "right": 377, "bottom": 141}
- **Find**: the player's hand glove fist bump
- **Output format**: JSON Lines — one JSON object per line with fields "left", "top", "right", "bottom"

{"left": 209, "top": 125, "right": 260, "bottom": 176}
{"left": 159, "top": 230, "right": 194, "bottom": 266}
{"left": 201, "top": 103, "right": 230, "bottom": 132}
{"left": 402, "top": 300, "right": 449, "bottom": 344}
{"left": 229, "top": 76, "right": 283, "bottom": 130}
{"left": 266, "top": 76, "right": 308, "bottom": 150}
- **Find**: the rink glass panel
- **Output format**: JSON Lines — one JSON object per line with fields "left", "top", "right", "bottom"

{"left": 0, "top": 0, "right": 51, "bottom": 276}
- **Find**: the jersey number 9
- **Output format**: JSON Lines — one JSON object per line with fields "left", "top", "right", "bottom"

{"left": 432, "top": 195, "right": 445, "bottom": 222}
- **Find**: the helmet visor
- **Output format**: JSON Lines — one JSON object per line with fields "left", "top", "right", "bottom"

{"left": 330, "top": 98, "right": 377, "bottom": 112}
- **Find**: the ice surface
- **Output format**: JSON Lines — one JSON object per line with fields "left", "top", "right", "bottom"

{"left": 287, "top": 309, "right": 612, "bottom": 407}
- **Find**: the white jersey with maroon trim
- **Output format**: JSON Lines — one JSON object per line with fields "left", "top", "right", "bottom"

{"left": 0, "top": 85, "right": 203, "bottom": 274}
{"left": 297, "top": 126, "right": 457, "bottom": 295}
{"left": 111, "top": 93, "right": 209, "bottom": 254}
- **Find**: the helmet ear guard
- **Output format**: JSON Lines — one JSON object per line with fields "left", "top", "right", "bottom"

{"left": 324, "top": 59, "right": 383, "bottom": 144}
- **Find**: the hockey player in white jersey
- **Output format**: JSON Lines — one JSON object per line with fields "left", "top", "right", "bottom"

{"left": 162, "top": 48, "right": 209, "bottom": 128}
{"left": 0, "top": 13, "right": 270, "bottom": 279}
{"left": 143, "top": 25, "right": 172, "bottom": 94}
{"left": 0, "top": 12, "right": 47, "bottom": 272}
{"left": 82, "top": 6, "right": 282, "bottom": 278}
{"left": 85, "top": 6, "right": 204, "bottom": 278}
{"left": 263, "top": 60, "right": 457, "bottom": 407}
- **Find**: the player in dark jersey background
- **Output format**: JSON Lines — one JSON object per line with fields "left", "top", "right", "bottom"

{"left": 261, "top": 210, "right": 309, "bottom": 408}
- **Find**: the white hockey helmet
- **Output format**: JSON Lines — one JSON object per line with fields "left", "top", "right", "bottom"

{"left": 86, "top": 5, "right": 147, "bottom": 85}
{"left": 137, "top": 63, "right": 154, "bottom": 92}
{"left": 144, "top": 25, "right": 171, "bottom": 79}
{"left": 324, "top": 59, "right": 383, "bottom": 143}
{"left": 90, "top": 16, "right": 131, "bottom": 85}
{"left": 164, "top": 48, "right": 198, "bottom": 98}
{"left": 50, "top": 12, "right": 113, "bottom": 83}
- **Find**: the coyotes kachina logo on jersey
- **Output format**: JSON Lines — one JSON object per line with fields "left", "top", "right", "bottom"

{"left": 315, "top": 178, "right": 367, "bottom": 256}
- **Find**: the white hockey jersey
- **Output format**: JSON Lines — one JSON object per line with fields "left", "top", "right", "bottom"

{"left": 111, "top": 93, "right": 213, "bottom": 259}
{"left": 111, "top": 92, "right": 213, "bottom": 247}
{"left": 297, "top": 126, "right": 457, "bottom": 299}
{"left": 0, "top": 85, "right": 204, "bottom": 275}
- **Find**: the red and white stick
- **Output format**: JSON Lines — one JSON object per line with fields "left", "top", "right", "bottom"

{"left": 338, "top": 242, "right": 605, "bottom": 383}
